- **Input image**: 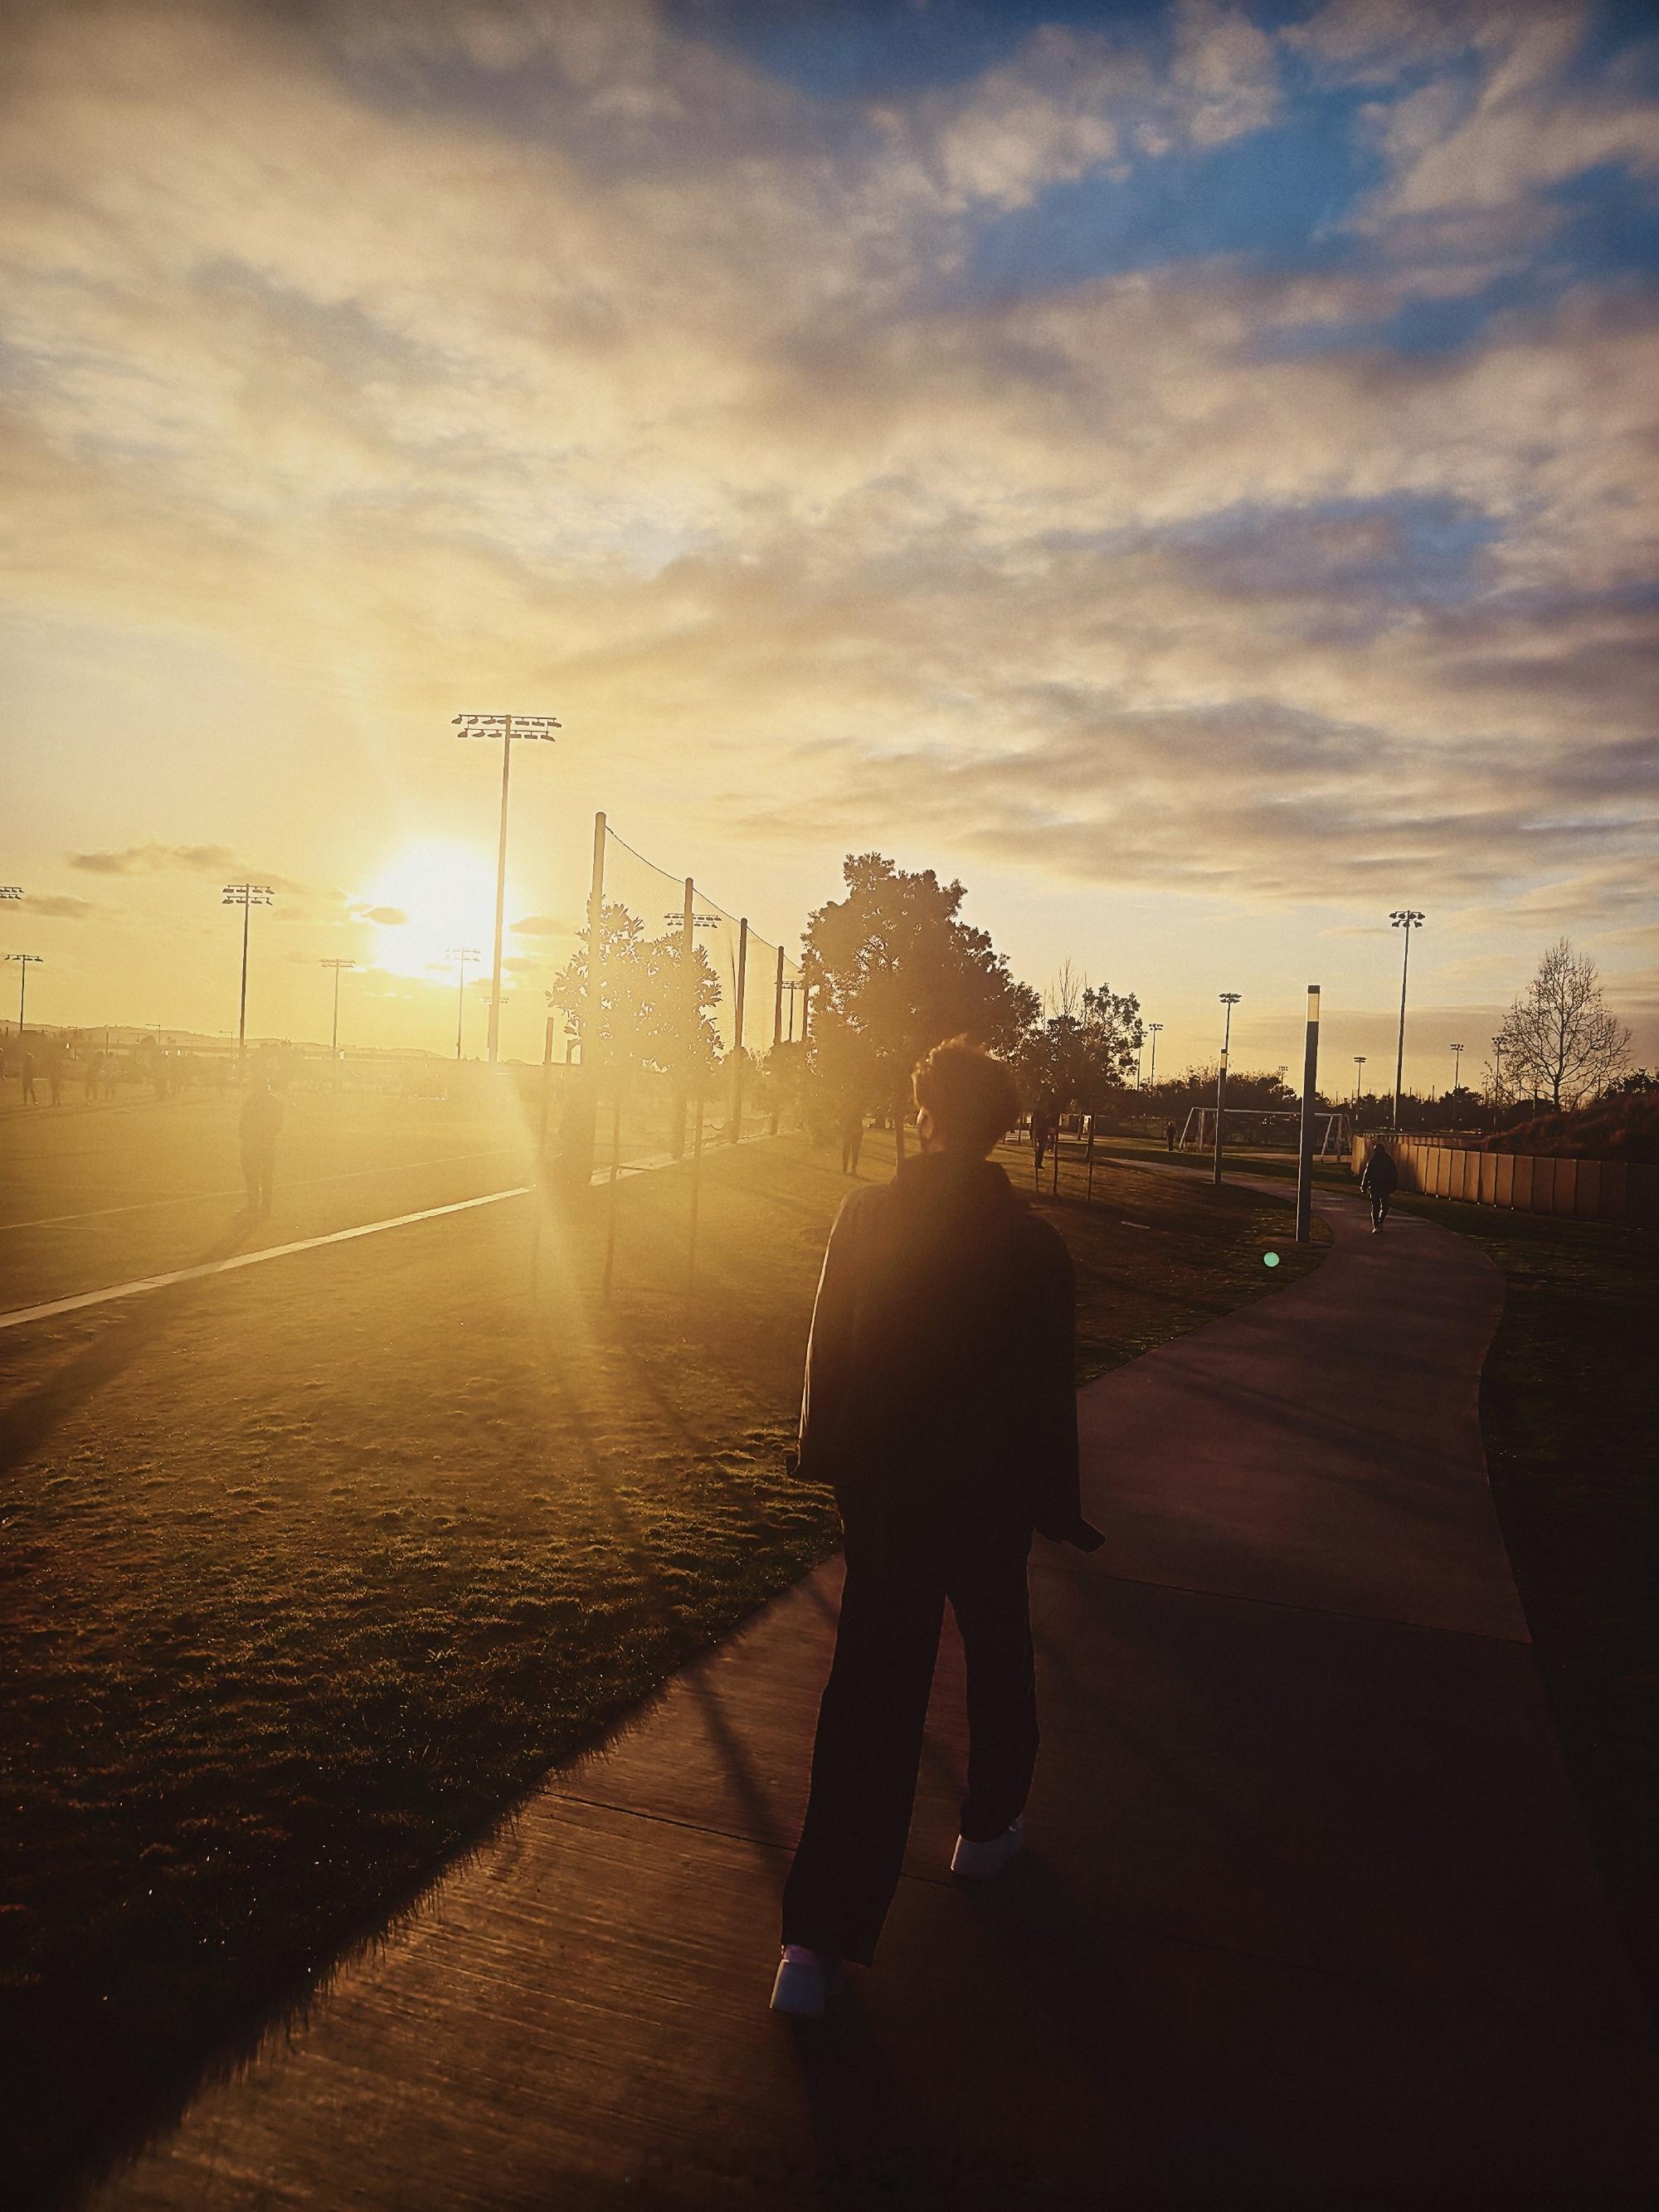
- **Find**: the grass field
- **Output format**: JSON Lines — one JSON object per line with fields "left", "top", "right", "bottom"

{"left": 2, "top": 1091, "right": 1323, "bottom": 2205}
{"left": 1388, "top": 1191, "right": 1659, "bottom": 2014}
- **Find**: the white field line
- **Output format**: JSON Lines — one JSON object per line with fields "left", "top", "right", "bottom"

{"left": 0, "top": 1188, "right": 530, "bottom": 1334}
{"left": 0, "top": 1148, "right": 524, "bottom": 1232}
{"left": 0, "top": 1123, "right": 793, "bottom": 1336}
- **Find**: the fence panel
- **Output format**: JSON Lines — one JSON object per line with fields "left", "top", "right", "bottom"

{"left": 1573, "top": 1159, "right": 1601, "bottom": 1220}
{"left": 1495, "top": 1153, "right": 1515, "bottom": 1208}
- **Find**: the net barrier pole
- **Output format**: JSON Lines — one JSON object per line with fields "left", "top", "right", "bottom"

{"left": 601, "top": 1076, "right": 623, "bottom": 1301}
{"left": 729, "top": 916, "right": 747, "bottom": 1143}
{"left": 771, "top": 943, "right": 784, "bottom": 1135}
{"left": 684, "top": 1087, "right": 706, "bottom": 1323}
{"left": 530, "top": 1012, "right": 554, "bottom": 1293}
{"left": 1051, "top": 1125, "right": 1059, "bottom": 1197}
{"left": 1086, "top": 1117, "right": 1095, "bottom": 1206}
{"left": 487, "top": 717, "right": 513, "bottom": 1065}
{"left": 562, "top": 811, "right": 605, "bottom": 1196}
{"left": 673, "top": 876, "right": 693, "bottom": 1160}
{"left": 1295, "top": 985, "right": 1321, "bottom": 1245}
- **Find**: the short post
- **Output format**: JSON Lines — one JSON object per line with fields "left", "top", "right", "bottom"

{"left": 684, "top": 1087, "right": 706, "bottom": 1323}
{"left": 1086, "top": 1116, "right": 1095, "bottom": 1207}
{"left": 1295, "top": 984, "right": 1321, "bottom": 1245}
{"left": 771, "top": 943, "right": 784, "bottom": 1135}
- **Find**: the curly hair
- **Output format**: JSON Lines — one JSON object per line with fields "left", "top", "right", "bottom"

{"left": 912, "top": 1035, "right": 1022, "bottom": 1155}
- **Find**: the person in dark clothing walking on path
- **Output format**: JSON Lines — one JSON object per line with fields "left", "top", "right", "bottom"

{"left": 239, "top": 1078, "right": 283, "bottom": 1215}
{"left": 1359, "top": 1138, "right": 1398, "bottom": 1232}
{"left": 1165, "top": 1119, "right": 1178, "bottom": 1154}
{"left": 839, "top": 1094, "right": 865, "bottom": 1177}
{"left": 1029, "top": 1103, "right": 1056, "bottom": 1180}
{"left": 773, "top": 1038, "right": 1103, "bottom": 2020}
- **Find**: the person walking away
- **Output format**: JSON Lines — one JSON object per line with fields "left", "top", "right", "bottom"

{"left": 239, "top": 1077, "right": 283, "bottom": 1215}
{"left": 772, "top": 1038, "right": 1104, "bottom": 2019}
{"left": 45, "top": 1042, "right": 64, "bottom": 1106}
{"left": 1360, "top": 1139, "right": 1398, "bottom": 1234}
{"left": 1030, "top": 1106, "right": 1053, "bottom": 1180}
{"left": 21, "top": 1051, "right": 37, "bottom": 1105}
{"left": 839, "top": 1094, "right": 865, "bottom": 1177}
{"left": 1165, "top": 1119, "right": 1177, "bottom": 1154}
{"left": 85, "top": 1051, "right": 101, "bottom": 1102}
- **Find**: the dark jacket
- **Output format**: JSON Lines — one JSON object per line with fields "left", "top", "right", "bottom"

{"left": 797, "top": 1150, "right": 1097, "bottom": 1548}
{"left": 239, "top": 1088, "right": 283, "bottom": 1151}
{"left": 1359, "top": 1145, "right": 1397, "bottom": 1195}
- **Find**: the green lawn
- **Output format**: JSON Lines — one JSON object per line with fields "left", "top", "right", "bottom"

{"left": 1392, "top": 1191, "right": 1659, "bottom": 2012}
{"left": 2, "top": 1123, "right": 1321, "bottom": 2205}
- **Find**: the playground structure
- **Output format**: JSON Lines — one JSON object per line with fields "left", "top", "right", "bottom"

{"left": 1179, "top": 1106, "right": 1351, "bottom": 1158}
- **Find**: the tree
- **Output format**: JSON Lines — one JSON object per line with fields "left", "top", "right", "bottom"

{"left": 1017, "top": 980, "right": 1142, "bottom": 1114}
{"left": 1494, "top": 938, "right": 1632, "bottom": 1110}
{"left": 548, "top": 904, "right": 722, "bottom": 1082}
{"left": 803, "top": 853, "right": 1039, "bottom": 1154}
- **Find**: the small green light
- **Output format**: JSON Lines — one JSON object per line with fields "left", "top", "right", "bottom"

{"left": 1263, "top": 1251, "right": 1281, "bottom": 1268}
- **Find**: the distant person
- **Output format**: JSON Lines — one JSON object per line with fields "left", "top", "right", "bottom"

{"left": 239, "top": 1077, "right": 284, "bottom": 1215}
{"left": 839, "top": 1095, "right": 865, "bottom": 1177}
{"left": 85, "top": 1052, "right": 101, "bottom": 1101}
{"left": 1360, "top": 1139, "right": 1398, "bottom": 1234}
{"left": 1165, "top": 1119, "right": 1178, "bottom": 1154}
{"left": 104, "top": 1053, "right": 119, "bottom": 1099}
{"left": 45, "top": 1043, "right": 63, "bottom": 1107}
{"left": 771, "top": 1038, "right": 1103, "bottom": 2020}
{"left": 21, "top": 1051, "right": 37, "bottom": 1106}
{"left": 1030, "top": 1106, "right": 1056, "bottom": 1179}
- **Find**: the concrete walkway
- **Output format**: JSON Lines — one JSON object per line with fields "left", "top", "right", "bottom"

{"left": 91, "top": 1186, "right": 1657, "bottom": 2208}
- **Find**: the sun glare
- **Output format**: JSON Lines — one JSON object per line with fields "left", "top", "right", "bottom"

{"left": 361, "top": 840, "right": 499, "bottom": 980}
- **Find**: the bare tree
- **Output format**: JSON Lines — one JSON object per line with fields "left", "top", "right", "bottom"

{"left": 1494, "top": 938, "right": 1632, "bottom": 1109}
{"left": 1048, "top": 958, "right": 1087, "bottom": 1022}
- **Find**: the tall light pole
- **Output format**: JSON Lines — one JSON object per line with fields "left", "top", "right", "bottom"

{"left": 1213, "top": 992, "right": 1241, "bottom": 1186}
{"left": 1449, "top": 1041, "right": 1463, "bottom": 1100}
{"left": 9, "top": 950, "right": 43, "bottom": 1038}
{"left": 448, "top": 946, "right": 481, "bottom": 1062}
{"left": 1389, "top": 910, "right": 1425, "bottom": 1129}
{"left": 320, "top": 957, "right": 357, "bottom": 1057}
{"left": 222, "top": 884, "right": 274, "bottom": 1067}
{"left": 452, "top": 712, "right": 560, "bottom": 1065}
{"left": 1491, "top": 1033, "right": 1505, "bottom": 1113}
{"left": 1146, "top": 1020, "right": 1163, "bottom": 1087}
{"left": 1353, "top": 1053, "right": 1366, "bottom": 1105}
{"left": 781, "top": 977, "right": 804, "bottom": 1041}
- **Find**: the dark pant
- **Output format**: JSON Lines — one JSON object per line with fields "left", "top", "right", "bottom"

{"left": 781, "top": 1519, "right": 1037, "bottom": 1966}
{"left": 1369, "top": 1188, "right": 1391, "bottom": 1228}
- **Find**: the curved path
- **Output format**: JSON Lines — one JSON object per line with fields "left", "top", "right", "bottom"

{"left": 91, "top": 1184, "right": 1657, "bottom": 2209}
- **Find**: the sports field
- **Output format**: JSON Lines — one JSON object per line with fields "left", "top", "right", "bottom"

{"left": 1, "top": 1081, "right": 1323, "bottom": 2204}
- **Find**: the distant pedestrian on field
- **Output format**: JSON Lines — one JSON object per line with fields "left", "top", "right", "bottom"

{"left": 22, "top": 1052, "right": 37, "bottom": 1105}
{"left": 1030, "top": 1105, "right": 1056, "bottom": 1179}
{"left": 772, "top": 1038, "right": 1103, "bottom": 2020}
{"left": 1360, "top": 1139, "right": 1398, "bottom": 1234}
{"left": 839, "top": 1095, "right": 865, "bottom": 1177}
{"left": 239, "top": 1077, "right": 283, "bottom": 1215}
{"left": 85, "top": 1052, "right": 101, "bottom": 1101}
{"left": 1165, "top": 1119, "right": 1177, "bottom": 1153}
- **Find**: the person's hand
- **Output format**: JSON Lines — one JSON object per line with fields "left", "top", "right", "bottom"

{"left": 1036, "top": 1513, "right": 1106, "bottom": 1553}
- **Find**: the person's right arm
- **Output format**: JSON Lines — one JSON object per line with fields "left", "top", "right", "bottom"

{"left": 795, "top": 1194, "right": 865, "bottom": 1483}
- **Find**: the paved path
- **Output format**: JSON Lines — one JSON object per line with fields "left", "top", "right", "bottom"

{"left": 90, "top": 1185, "right": 1657, "bottom": 2208}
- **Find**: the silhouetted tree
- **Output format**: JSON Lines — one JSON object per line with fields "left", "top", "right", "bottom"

{"left": 1495, "top": 938, "right": 1632, "bottom": 1109}
{"left": 803, "top": 853, "right": 1039, "bottom": 1156}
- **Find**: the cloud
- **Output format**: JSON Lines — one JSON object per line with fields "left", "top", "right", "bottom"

{"left": 358, "top": 905, "right": 408, "bottom": 926}
{"left": 68, "top": 841, "right": 240, "bottom": 877}
{"left": 19, "top": 893, "right": 99, "bottom": 919}
{"left": 510, "top": 912, "right": 573, "bottom": 936}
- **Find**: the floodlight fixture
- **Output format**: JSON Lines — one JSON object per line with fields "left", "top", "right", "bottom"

{"left": 453, "top": 712, "right": 561, "bottom": 1066}
{"left": 1389, "top": 910, "right": 1426, "bottom": 1126}
{"left": 1145, "top": 1020, "right": 1164, "bottom": 1087}
{"left": 8, "top": 950, "right": 43, "bottom": 1038}
{"left": 1, "top": 885, "right": 22, "bottom": 899}
{"left": 221, "top": 884, "right": 274, "bottom": 1063}
{"left": 1449, "top": 1041, "right": 1464, "bottom": 1099}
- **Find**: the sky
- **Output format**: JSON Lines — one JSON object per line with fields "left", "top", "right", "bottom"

{"left": 2, "top": 0, "right": 1657, "bottom": 1086}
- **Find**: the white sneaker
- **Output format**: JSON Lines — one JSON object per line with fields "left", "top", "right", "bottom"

{"left": 770, "top": 1945, "right": 844, "bottom": 2018}
{"left": 950, "top": 1816, "right": 1024, "bottom": 1879}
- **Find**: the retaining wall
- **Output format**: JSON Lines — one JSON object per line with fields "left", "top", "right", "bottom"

{"left": 1350, "top": 1135, "right": 1658, "bottom": 1228}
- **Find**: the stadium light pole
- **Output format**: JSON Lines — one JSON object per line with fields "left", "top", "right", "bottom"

{"left": 1389, "top": 910, "right": 1424, "bottom": 1129}
{"left": 320, "top": 957, "right": 357, "bottom": 1056}
{"left": 10, "top": 950, "right": 43, "bottom": 1038}
{"left": 1449, "top": 1041, "right": 1463, "bottom": 1100}
{"left": 448, "top": 945, "right": 481, "bottom": 1061}
{"left": 1213, "top": 993, "right": 1241, "bottom": 1187}
{"left": 1491, "top": 1034, "right": 1505, "bottom": 1112}
{"left": 1353, "top": 1053, "right": 1366, "bottom": 1105}
{"left": 452, "top": 712, "right": 560, "bottom": 1066}
{"left": 222, "top": 884, "right": 274, "bottom": 1069}
{"left": 1146, "top": 1021, "right": 1163, "bottom": 1087}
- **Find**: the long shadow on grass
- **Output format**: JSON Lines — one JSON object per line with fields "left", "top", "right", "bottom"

{"left": 0, "top": 1217, "right": 258, "bottom": 1477}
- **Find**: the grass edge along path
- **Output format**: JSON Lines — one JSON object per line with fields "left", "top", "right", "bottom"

{"left": 1387, "top": 1189, "right": 1659, "bottom": 2017}
{"left": 4, "top": 1132, "right": 1323, "bottom": 2209}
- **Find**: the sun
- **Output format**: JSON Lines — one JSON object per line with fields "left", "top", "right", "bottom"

{"left": 360, "top": 840, "right": 499, "bottom": 980}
